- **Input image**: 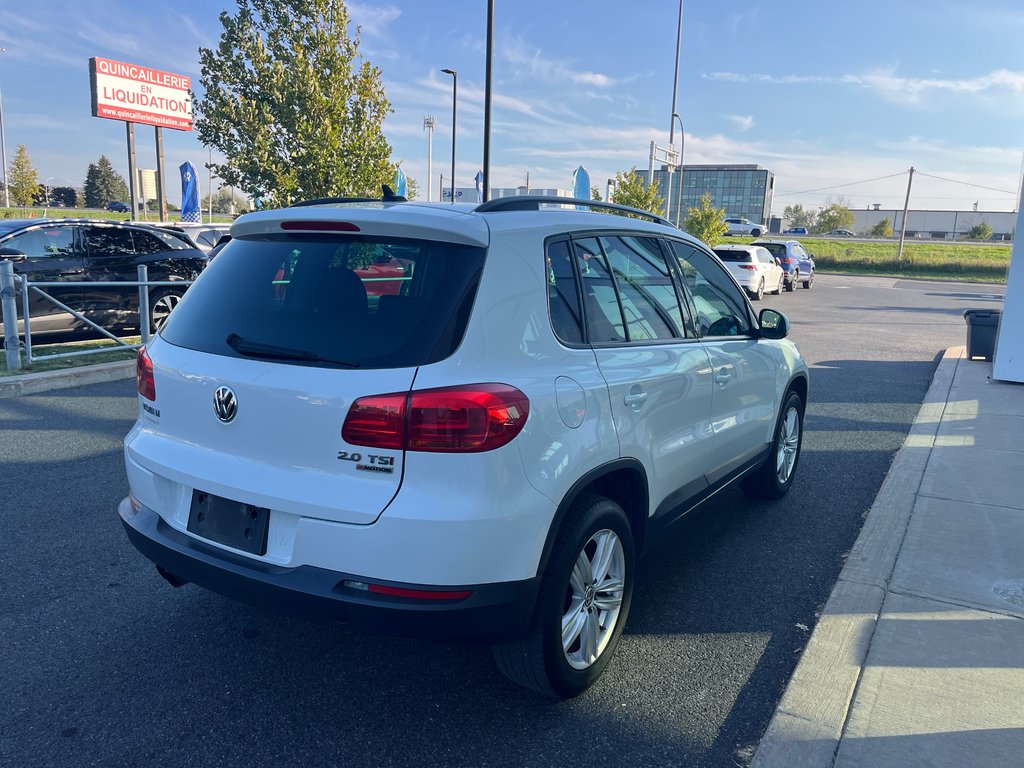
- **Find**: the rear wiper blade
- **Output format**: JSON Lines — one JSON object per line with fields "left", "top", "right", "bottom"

{"left": 225, "top": 333, "right": 359, "bottom": 367}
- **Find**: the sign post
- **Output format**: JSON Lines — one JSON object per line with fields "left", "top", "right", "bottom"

{"left": 126, "top": 123, "right": 138, "bottom": 220}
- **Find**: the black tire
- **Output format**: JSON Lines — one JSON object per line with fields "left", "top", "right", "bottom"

{"left": 741, "top": 390, "right": 804, "bottom": 500}
{"left": 749, "top": 278, "right": 764, "bottom": 301}
{"left": 802, "top": 270, "right": 814, "bottom": 290}
{"left": 149, "top": 288, "right": 184, "bottom": 332}
{"left": 751, "top": 228, "right": 762, "bottom": 237}
{"left": 773, "top": 274, "right": 784, "bottom": 295}
{"left": 492, "top": 494, "right": 635, "bottom": 698}
{"left": 785, "top": 270, "right": 798, "bottom": 292}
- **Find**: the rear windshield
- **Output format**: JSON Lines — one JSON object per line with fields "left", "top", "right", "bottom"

{"left": 159, "top": 234, "right": 486, "bottom": 369}
{"left": 713, "top": 249, "right": 751, "bottom": 262}
{"left": 757, "top": 243, "right": 786, "bottom": 256}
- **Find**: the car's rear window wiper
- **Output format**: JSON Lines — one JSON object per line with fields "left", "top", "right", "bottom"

{"left": 225, "top": 333, "right": 360, "bottom": 368}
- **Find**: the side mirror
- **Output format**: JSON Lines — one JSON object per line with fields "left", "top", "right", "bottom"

{"left": 759, "top": 308, "right": 790, "bottom": 340}
{"left": 808, "top": 253, "right": 816, "bottom": 259}
{"left": 0, "top": 247, "right": 27, "bottom": 262}
{"left": 774, "top": 257, "right": 782, "bottom": 266}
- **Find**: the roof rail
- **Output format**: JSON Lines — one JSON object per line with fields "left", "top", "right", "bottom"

{"left": 474, "top": 195, "right": 674, "bottom": 227}
{"left": 290, "top": 184, "right": 407, "bottom": 208}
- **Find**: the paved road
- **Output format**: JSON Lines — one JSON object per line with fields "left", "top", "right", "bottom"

{"left": 0, "top": 275, "right": 1004, "bottom": 768}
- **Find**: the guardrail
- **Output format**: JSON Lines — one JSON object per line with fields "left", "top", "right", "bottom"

{"left": 0, "top": 262, "right": 193, "bottom": 373}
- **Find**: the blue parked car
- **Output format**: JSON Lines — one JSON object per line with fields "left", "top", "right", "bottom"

{"left": 751, "top": 239, "right": 815, "bottom": 290}
{"left": 783, "top": 227, "right": 808, "bottom": 235}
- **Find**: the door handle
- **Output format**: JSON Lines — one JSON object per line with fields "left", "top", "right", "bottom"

{"left": 623, "top": 391, "right": 648, "bottom": 410}
{"left": 58, "top": 269, "right": 84, "bottom": 276}
{"left": 715, "top": 369, "right": 732, "bottom": 385}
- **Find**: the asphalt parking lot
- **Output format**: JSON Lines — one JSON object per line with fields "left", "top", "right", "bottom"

{"left": 0, "top": 274, "right": 1005, "bottom": 768}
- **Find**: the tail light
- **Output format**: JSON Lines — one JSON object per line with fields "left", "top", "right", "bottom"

{"left": 137, "top": 347, "right": 156, "bottom": 401}
{"left": 780, "top": 257, "right": 793, "bottom": 264}
{"left": 738, "top": 264, "right": 757, "bottom": 270}
{"left": 343, "top": 384, "right": 529, "bottom": 452}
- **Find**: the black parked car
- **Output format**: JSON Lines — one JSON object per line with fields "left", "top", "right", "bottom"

{"left": 106, "top": 201, "right": 131, "bottom": 213}
{"left": 0, "top": 219, "right": 205, "bottom": 339}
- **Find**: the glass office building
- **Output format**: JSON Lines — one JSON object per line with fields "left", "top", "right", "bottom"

{"left": 641, "top": 164, "right": 775, "bottom": 228}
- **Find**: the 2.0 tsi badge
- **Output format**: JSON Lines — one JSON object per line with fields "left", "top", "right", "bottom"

{"left": 213, "top": 386, "right": 237, "bottom": 423}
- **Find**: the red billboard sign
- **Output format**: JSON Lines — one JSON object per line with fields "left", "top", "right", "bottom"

{"left": 89, "top": 57, "right": 193, "bottom": 131}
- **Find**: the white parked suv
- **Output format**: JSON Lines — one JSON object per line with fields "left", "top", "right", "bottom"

{"left": 713, "top": 244, "right": 786, "bottom": 300}
{"left": 119, "top": 192, "right": 808, "bottom": 698}
{"left": 724, "top": 217, "right": 764, "bottom": 237}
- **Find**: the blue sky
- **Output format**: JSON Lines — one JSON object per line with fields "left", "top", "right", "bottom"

{"left": 2, "top": 1, "right": 1023, "bottom": 212}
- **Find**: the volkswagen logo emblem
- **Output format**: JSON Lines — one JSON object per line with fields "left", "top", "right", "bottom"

{"left": 213, "top": 386, "right": 238, "bottom": 423}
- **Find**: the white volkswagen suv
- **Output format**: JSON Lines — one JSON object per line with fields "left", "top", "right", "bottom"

{"left": 119, "top": 193, "right": 808, "bottom": 698}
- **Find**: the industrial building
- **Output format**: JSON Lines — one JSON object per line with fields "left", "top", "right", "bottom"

{"left": 848, "top": 208, "right": 1016, "bottom": 240}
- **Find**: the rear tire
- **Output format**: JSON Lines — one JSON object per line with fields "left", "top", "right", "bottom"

{"left": 741, "top": 390, "right": 804, "bottom": 500}
{"left": 785, "top": 271, "right": 798, "bottom": 292}
{"left": 773, "top": 275, "right": 784, "bottom": 295}
{"left": 492, "top": 494, "right": 635, "bottom": 698}
{"left": 802, "top": 271, "right": 814, "bottom": 290}
{"left": 749, "top": 279, "right": 764, "bottom": 301}
{"left": 149, "top": 288, "right": 184, "bottom": 332}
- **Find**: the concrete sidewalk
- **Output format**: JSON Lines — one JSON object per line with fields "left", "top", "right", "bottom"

{"left": 754, "top": 347, "right": 1024, "bottom": 767}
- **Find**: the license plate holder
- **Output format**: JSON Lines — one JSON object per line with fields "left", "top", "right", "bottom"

{"left": 186, "top": 490, "right": 270, "bottom": 556}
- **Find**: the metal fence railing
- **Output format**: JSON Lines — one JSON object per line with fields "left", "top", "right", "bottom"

{"left": 0, "top": 262, "right": 193, "bottom": 373}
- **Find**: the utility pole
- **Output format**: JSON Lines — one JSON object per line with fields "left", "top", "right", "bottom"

{"left": 423, "top": 115, "right": 435, "bottom": 202}
{"left": 896, "top": 166, "right": 915, "bottom": 269}
{"left": 482, "top": 0, "right": 494, "bottom": 202}
{"left": 0, "top": 48, "right": 8, "bottom": 209}
{"left": 667, "top": 0, "right": 683, "bottom": 225}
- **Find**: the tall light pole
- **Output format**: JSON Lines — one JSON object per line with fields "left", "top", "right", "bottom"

{"left": 672, "top": 112, "right": 685, "bottom": 225}
{"left": 441, "top": 68, "right": 457, "bottom": 204}
{"left": 482, "top": 0, "right": 494, "bottom": 202}
{"left": 0, "top": 47, "right": 9, "bottom": 209}
{"left": 423, "top": 115, "right": 436, "bottom": 202}
{"left": 44, "top": 176, "right": 54, "bottom": 212}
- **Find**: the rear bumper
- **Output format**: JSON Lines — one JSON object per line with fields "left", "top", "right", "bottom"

{"left": 118, "top": 497, "right": 540, "bottom": 642}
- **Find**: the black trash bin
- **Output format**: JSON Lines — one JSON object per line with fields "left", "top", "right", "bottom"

{"left": 964, "top": 309, "right": 1001, "bottom": 361}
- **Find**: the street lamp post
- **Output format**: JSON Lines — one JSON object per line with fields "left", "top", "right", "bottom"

{"left": 0, "top": 47, "right": 9, "bottom": 209}
{"left": 441, "top": 68, "right": 457, "bottom": 204}
{"left": 423, "top": 115, "right": 436, "bottom": 202}
{"left": 672, "top": 112, "right": 685, "bottom": 225}
{"left": 44, "top": 176, "right": 54, "bottom": 213}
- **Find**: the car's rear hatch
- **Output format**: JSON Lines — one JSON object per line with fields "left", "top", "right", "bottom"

{"left": 133, "top": 206, "right": 489, "bottom": 525}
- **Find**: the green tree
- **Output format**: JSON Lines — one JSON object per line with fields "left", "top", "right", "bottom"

{"left": 201, "top": 187, "right": 249, "bottom": 214}
{"left": 609, "top": 167, "right": 663, "bottom": 218}
{"left": 591, "top": 186, "right": 602, "bottom": 201}
{"left": 83, "top": 155, "right": 129, "bottom": 208}
{"left": 50, "top": 186, "right": 81, "bottom": 207}
{"left": 194, "top": 0, "right": 395, "bottom": 207}
{"left": 783, "top": 203, "right": 816, "bottom": 229}
{"left": 405, "top": 176, "right": 419, "bottom": 200}
{"left": 869, "top": 217, "right": 894, "bottom": 237}
{"left": 815, "top": 203, "right": 855, "bottom": 234}
{"left": 968, "top": 222, "right": 993, "bottom": 240}
{"left": 9, "top": 145, "right": 38, "bottom": 207}
{"left": 683, "top": 191, "right": 728, "bottom": 247}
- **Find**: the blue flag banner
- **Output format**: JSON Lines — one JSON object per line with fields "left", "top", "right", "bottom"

{"left": 572, "top": 165, "right": 591, "bottom": 210}
{"left": 179, "top": 161, "right": 200, "bottom": 222}
{"left": 474, "top": 170, "right": 484, "bottom": 203}
{"left": 393, "top": 167, "right": 408, "bottom": 197}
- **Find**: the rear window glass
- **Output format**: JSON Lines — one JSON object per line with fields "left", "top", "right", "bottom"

{"left": 757, "top": 243, "right": 786, "bottom": 257}
{"left": 159, "top": 234, "right": 486, "bottom": 369}
{"left": 713, "top": 249, "right": 751, "bottom": 262}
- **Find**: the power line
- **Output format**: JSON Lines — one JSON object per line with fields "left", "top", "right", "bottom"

{"left": 774, "top": 171, "right": 908, "bottom": 198}
{"left": 915, "top": 171, "right": 1016, "bottom": 196}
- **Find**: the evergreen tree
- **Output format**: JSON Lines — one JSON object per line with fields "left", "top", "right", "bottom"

{"left": 83, "top": 156, "right": 129, "bottom": 208}
{"left": 194, "top": 0, "right": 396, "bottom": 206}
{"left": 9, "top": 145, "right": 38, "bottom": 207}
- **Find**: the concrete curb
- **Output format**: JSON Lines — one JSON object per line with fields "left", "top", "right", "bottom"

{"left": 751, "top": 346, "right": 964, "bottom": 768}
{"left": 0, "top": 358, "right": 136, "bottom": 398}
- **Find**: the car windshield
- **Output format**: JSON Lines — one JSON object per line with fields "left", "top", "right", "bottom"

{"left": 713, "top": 250, "right": 752, "bottom": 262}
{"left": 159, "top": 233, "right": 486, "bottom": 370}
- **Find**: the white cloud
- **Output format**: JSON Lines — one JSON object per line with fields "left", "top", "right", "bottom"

{"left": 347, "top": 3, "right": 401, "bottom": 37}
{"left": 726, "top": 114, "right": 755, "bottom": 132}
{"left": 500, "top": 35, "right": 616, "bottom": 88}
{"left": 704, "top": 68, "right": 1024, "bottom": 103}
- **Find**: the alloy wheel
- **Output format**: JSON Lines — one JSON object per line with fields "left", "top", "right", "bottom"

{"left": 151, "top": 293, "right": 181, "bottom": 330}
{"left": 776, "top": 406, "right": 800, "bottom": 483}
{"left": 561, "top": 528, "right": 626, "bottom": 670}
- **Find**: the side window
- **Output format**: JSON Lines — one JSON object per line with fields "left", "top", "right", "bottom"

{"left": 4, "top": 227, "right": 75, "bottom": 259}
{"left": 84, "top": 227, "right": 135, "bottom": 257}
{"left": 572, "top": 238, "right": 625, "bottom": 343}
{"left": 794, "top": 245, "right": 807, "bottom": 258}
{"left": 669, "top": 241, "right": 751, "bottom": 338}
{"left": 759, "top": 248, "right": 775, "bottom": 264}
{"left": 545, "top": 239, "right": 584, "bottom": 344}
{"left": 132, "top": 230, "right": 174, "bottom": 255}
{"left": 600, "top": 235, "right": 686, "bottom": 340}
